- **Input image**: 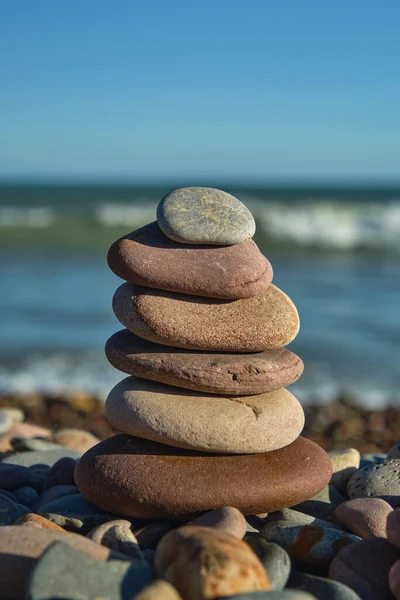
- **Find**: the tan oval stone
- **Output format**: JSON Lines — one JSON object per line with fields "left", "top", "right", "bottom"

{"left": 154, "top": 525, "right": 270, "bottom": 600}
{"left": 189, "top": 507, "right": 247, "bottom": 539}
{"left": 75, "top": 435, "right": 332, "bottom": 519}
{"left": 113, "top": 283, "right": 299, "bottom": 352}
{"left": 108, "top": 222, "right": 272, "bottom": 300}
{"left": 105, "top": 377, "right": 304, "bottom": 454}
{"left": 49, "top": 428, "right": 100, "bottom": 452}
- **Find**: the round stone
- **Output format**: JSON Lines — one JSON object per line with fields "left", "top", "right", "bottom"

{"left": 87, "top": 519, "right": 145, "bottom": 559}
{"left": 245, "top": 538, "right": 291, "bottom": 590}
{"left": 12, "top": 486, "right": 38, "bottom": 508}
{"left": 347, "top": 459, "right": 400, "bottom": 506}
{"left": 156, "top": 187, "right": 256, "bottom": 245}
{"left": 386, "top": 509, "right": 400, "bottom": 547}
{"left": 154, "top": 526, "right": 271, "bottom": 597}
{"left": 34, "top": 485, "right": 79, "bottom": 512}
{"left": 389, "top": 559, "right": 400, "bottom": 599}
{"left": 49, "top": 429, "right": 100, "bottom": 452}
{"left": 74, "top": 435, "right": 332, "bottom": 519}
{"left": 43, "top": 457, "right": 78, "bottom": 489}
{"left": 113, "top": 283, "right": 299, "bottom": 352}
{"left": 0, "top": 495, "right": 30, "bottom": 525}
{"left": 0, "top": 464, "right": 31, "bottom": 490}
{"left": 106, "top": 330, "right": 304, "bottom": 395}
{"left": 134, "top": 580, "right": 183, "bottom": 600}
{"left": 329, "top": 448, "right": 361, "bottom": 494}
{"left": 106, "top": 377, "right": 304, "bottom": 454}
{"left": 335, "top": 498, "right": 393, "bottom": 538}
{"left": 189, "top": 507, "right": 247, "bottom": 539}
{"left": 108, "top": 222, "right": 271, "bottom": 300}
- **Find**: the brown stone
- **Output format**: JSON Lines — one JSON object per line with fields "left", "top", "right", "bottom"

{"left": 105, "top": 377, "right": 304, "bottom": 454}
{"left": 113, "top": 283, "right": 299, "bottom": 352}
{"left": 334, "top": 498, "right": 392, "bottom": 538}
{"left": 154, "top": 525, "right": 270, "bottom": 599}
{"left": 189, "top": 507, "right": 247, "bottom": 539}
{"left": 15, "top": 513, "right": 66, "bottom": 532}
{"left": 106, "top": 329, "right": 304, "bottom": 395}
{"left": 0, "top": 526, "right": 125, "bottom": 600}
{"left": 107, "top": 222, "right": 272, "bottom": 300}
{"left": 74, "top": 435, "right": 332, "bottom": 519}
{"left": 49, "top": 428, "right": 100, "bottom": 452}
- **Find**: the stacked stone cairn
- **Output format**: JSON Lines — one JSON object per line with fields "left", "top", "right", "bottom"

{"left": 75, "top": 187, "right": 332, "bottom": 520}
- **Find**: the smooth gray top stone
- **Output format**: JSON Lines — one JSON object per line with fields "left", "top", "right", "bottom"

{"left": 28, "top": 541, "right": 152, "bottom": 600}
{"left": 2, "top": 448, "right": 82, "bottom": 467}
{"left": 347, "top": 458, "right": 400, "bottom": 506}
{"left": 157, "top": 187, "right": 256, "bottom": 245}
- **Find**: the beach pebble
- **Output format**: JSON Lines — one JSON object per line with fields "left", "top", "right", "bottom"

{"left": 329, "top": 448, "right": 361, "bottom": 493}
{"left": 292, "top": 485, "right": 344, "bottom": 520}
{"left": 347, "top": 459, "right": 400, "bottom": 506}
{"left": 106, "top": 329, "right": 304, "bottom": 396}
{"left": 245, "top": 537, "right": 290, "bottom": 590}
{"left": 157, "top": 186, "right": 256, "bottom": 245}
{"left": 28, "top": 463, "right": 51, "bottom": 492}
{"left": 266, "top": 508, "right": 344, "bottom": 531}
{"left": 43, "top": 456, "right": 78, "bottom": 489}
{"left": 27, "top": 541, "right": 152, "bottom": 600}
{"left": 0, "top": 409, "right": 13, "bottom": 435}
{"left": 39, "top": 493, "right": 116, "bottom": 533}
{"left": 329, "top": 537, "right": 400, "bottom": 600}
{"left": 0, "top": 525, "right": 124, "bottom": 600}
{"left": 386, "top": 509, "right": 400, "bottom": 547}
{"left": 108, "top": 221, "right": 271, "bottom": 300}
{"left": 1, "top": 407, "right": 24, "bottom": 423}
{"left": 288, "top": 570, "right": 362, "bottom": 599}
{"left": 189, "top": 506, "right": 247, "bottom": 539}
{"left": 88, "top": 519, "right": 145, "bottom": 559}
{"left": 0, "top": 489, "right": 17, "bottom": 501}
{"left": 155, "top": 526, "right": 271, "bottom": 599}
{"left": 0, "top": 421, "right": 50, "bottom": 452}
{"left": 133, "top": 521, "right": 172, "bottom": 549}
{"left": 359, "top": 453, "right": 387, "bottom": 468}
{"left": 215, "top": 593, "right": 317, "bottom": 599}
{"left": 388, "top": 440, "right": 400, "bottom": 459}
{"left": 49, "top": 428, "right": 100, "bottom": 452}
{"left": 12, "top": 486, "right": 38, "bottom": 508}
{"left": 134, "top": 580, "right": 183, "bottom": 600}
{"left": 75, "top": 434, "right": 332, "bottom": 519}
{"left": 15, "top": 512, "right": 66, "bottom": 531}
{"left": 389, "top": 559, "right": 400, "bottom": 599}
{"left": 2, "top": 447, "right": 82, "bottom": 467}
{"left": 34, "top": 484, "right": 79, "bottom": 511}
{"left": 260, "top": 522, "right": 360, "bottom": 571}
{"left": 113, "top": 282, "right": 299, "bottom": 352}
{"left": 334, "top": 497, "right": 392, "bottom": 538}
{"left": 10, "top": 436, "right": 61, "bottom": 452}
{"left": 0, "top": 463, "right": 31, "bottom": 490}
{"left": 0, "top": 494, "right": 30, "bottom": 524}
{"left": 105, "top": 377, "right": 304, "bottom": 454}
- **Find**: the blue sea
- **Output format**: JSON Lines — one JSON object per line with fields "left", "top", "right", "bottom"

{"left": 0, "top": 183, "right": 399, "bottom": 407}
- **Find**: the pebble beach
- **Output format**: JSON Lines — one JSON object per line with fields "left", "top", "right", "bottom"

{"left": 1, "top": 187, "right": 400, "bottom": 600}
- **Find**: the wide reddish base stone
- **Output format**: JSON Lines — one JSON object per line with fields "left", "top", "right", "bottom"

{"left": 75, "top": 435, "right": 332, "bottom": 519}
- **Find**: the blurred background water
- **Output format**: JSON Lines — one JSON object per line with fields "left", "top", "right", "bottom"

{"left": 1, "top": 183, "right": 399, "bottom": 406}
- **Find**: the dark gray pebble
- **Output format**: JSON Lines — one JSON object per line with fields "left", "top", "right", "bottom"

{"left": 288, "top": 570, "right": 362, "bottom": 599}
{"left": 12, "top": 486, "right": 38, "bottom": 508}
{"left": 245, "top": 536, "right": 290, "bottom": 590}
{"left": 0, "top": 463, "right": 31, "bottom": 490}
{"left": 43, "top": 456, "right": 78, "bottom": 489}
{"left": 0, "top": 494, "right": 30, "bottom": 525}
{"left": 34, "top": 484, "right": 79, "bottom": 512}
{"left": 39, "top": 493, "right": 117, "bottom": 533}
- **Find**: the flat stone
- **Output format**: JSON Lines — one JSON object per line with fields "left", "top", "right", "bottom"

{"left": 0, "top": 463, "right": 31, "bottom": 490}
{"left": 15, "top": 513, "right": 66, "bottom": 531}
{"left": 87, "top": 519, "right": 145, "bottom": 559}
{"left": 329, "top": 538, "right": 400, "bottom": 600}
{"left": 43, "top": 456, "right": 78, "bottom": 489}
{"left": 335, "top": 498, "right": 393, "bottom": 538}
{"left": 105, "top": 377, "right": 304, "bottom": 454}
{"left": 27, "top": 541, "right": 152, "bottom": 600}
{"left": 0, "top": 494, "right": 30, "bottom": 524}
{"left": 130, "top": 580, "right": 182, "bottom": 600}
{"left": 10, "top": 437, "right": 61, "bottom": 452}
{"left": 347, "top": 459, "right": 400, "bottom": 506}
{"left": 75, "top": 435, "right": 332, "bottom": 519}
{"left": 0, "top": 525, "right": 126, "bottom": 600}
{"left": 156, "top": 186, "right": 256, "bottom": 245}
{"left": 292, "top": 485, "right": 345, "bottom": 520}
{"left": 329, "top": 449, "right": 361, "bottom": 493}
{"left": 386, "top": 509, "right": 400, "bottom": 547}
{"left": 12, "top": 486, "right": 38, "bottom": 508}
{"left": 108, "top": 222, "right": 271, "bottom": 300}
{"left": 260, "top": 522, "right": 360, "bottom": 572}
{"left": 39, "top": 493, "right": 116, "bottom": 533}
{"left": 189, "top": 507, "right": 247, "bottom": 539}
{"left": 49, "top": 428, "right": 100, "bottom": 452}
{"left": 245, "top": 537, "right": 290, "bottom": 590}
{"left": 2, "top": 448, "right": 82, "bottom": 467}
{"left": 265, "top": 508, "right": 345, "bottom": 531}
{"left": 113, "top": 282, "right": 299, "bottom": 352}
{"left": 288, "top": 571, "right": 362, "bottom": 599}
{"left": 34, "top": 484, "right": 79, "bottom": 511}
{"left": 106, "top": 329, "right": 304, "bottom": 396}
{"left": 155, "top": 525, "right": 271, "bottom": 597}
{"left": 0, "top": 410, "right": 13, "bottom": 435}
{"left": 389, "top": 559, "right": 400, "bottom": 599}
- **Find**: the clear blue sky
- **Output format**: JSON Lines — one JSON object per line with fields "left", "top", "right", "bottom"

{"left": 1, "top": 0, "right": 399, "bottom": 181}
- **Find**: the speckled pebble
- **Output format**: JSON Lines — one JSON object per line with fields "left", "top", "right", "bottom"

{"left": 260, "top": 522, "right": 360, "bottom": 571}
{"left": 288, "top": 570, "right": 362, "bottom": 599}
{"left": 88, "top": 519, "right": 145, "bottom": 559}
{"left": 157, "top": 187, "right": 256, "bottom": 246}
{"left": 189, "top": 507, "right": 247, "bottom": 539}
{"left": 0, "top": 494, "right": 30, "bottom": 524}
{"left": 27, "top": 541, "right": 152, "bottom": 600}
{"left": 0, "top": 463, "right": 31, "bottom": 490}
{"left": 0, "top": 410, "right": 13, "bottom": 435}
{"left": 329, "top": 448, "right": 361, "bottom": 493}
{"left": 292, "top": 485, "right": 345, "bottom": 520}
{"left": 347, "top": 459, "right": 400, "bottom": 506}
{"left": 245, "top": 537, "right": 290, "bottom": 590}
{"left": 335, "top": 497, "right": 392, "bottom": 538}
{"left": 12, "top": 486, "right": 38, "bottom": 508}
{"left": 39, "top": 493, "right": 116, "bottom": 533}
